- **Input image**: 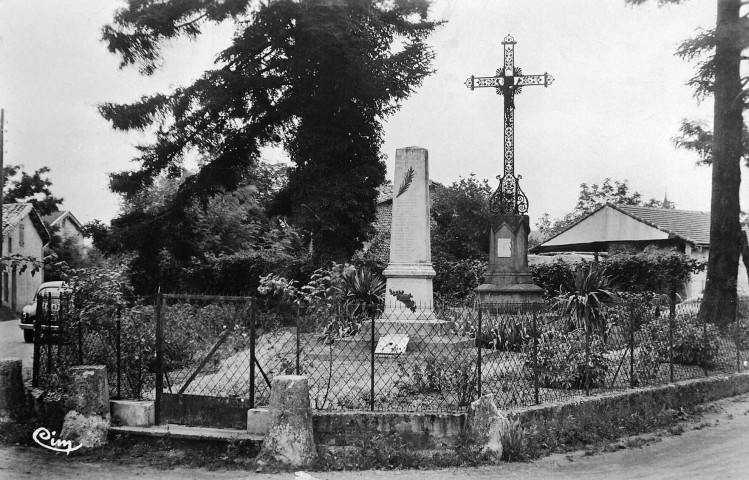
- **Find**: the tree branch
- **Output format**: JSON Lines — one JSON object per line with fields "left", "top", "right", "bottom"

{"left": 175, "top": 13, "right": 208, "bottom": 30}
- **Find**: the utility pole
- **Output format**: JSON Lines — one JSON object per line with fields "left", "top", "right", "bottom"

{"left": 1, "top": 109, "right": 5, "bottom": 304}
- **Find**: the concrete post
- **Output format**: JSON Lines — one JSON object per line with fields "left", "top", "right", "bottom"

{"left": 60, "top": 365, "right": 110, "bottom": 448}
{"left": 0, "top": 358, "right": 24, "bottom": 422}
{"left": 259, "top": 375, "right": 317, "bottom": 466}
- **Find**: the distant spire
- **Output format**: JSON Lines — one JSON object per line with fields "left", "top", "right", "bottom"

{"left": 662, "top": 190, "right": 674, "bottom": 209}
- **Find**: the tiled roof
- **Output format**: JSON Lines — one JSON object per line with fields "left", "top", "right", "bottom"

{"left": 3, "top": 203, "right": 51, "bottom": 244}
{"left": 42, "top": 210, "right": 83, "bottom": 230}
{"left": 613, "top": 204, "right": 711, "bottom": 246}
{"left": 42, "top": 211, "right": 65, "bottom": 224}
{"left": 3, "top": 203, "right": 33, "bottom": 237}
{"left": 377, "top": 185, "right": 394, "bottom": 204}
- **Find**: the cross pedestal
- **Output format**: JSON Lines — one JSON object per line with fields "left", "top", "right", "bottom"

{"left": 476, "top": 214, "right": 544, "bottom": 309}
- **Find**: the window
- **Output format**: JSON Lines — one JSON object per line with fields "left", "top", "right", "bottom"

{"left": 19, "top": 223, "right": 24, "bottom": 247}
{"left": 7, "top": 236, "right": 12, "bottom": 254}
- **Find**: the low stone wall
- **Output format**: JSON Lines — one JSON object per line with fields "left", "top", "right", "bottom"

{"left": 313, "top": 411, "right": 464, "bottom": 449}
{"left": 312, "top": 371, "right": 749, "bottom": 450}
{"left": 511, "top": 372, "right": 749, "bottom": 445}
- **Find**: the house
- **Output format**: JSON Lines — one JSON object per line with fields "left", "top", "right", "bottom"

{"left": 531, "top": 203, "right": 749, "bottom": 298}
{"left": 2, "top": 203, "right": 50, "bottom": 311}
{"left": 43, "top": 210, "right": 84, "bottom": 247}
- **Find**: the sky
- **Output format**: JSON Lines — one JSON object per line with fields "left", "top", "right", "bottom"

{"left": 0, "top": 0, "right": 746, "bottom": 228}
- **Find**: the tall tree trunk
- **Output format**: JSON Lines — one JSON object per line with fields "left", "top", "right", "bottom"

{"left": 741, "top": 230, "right": 749, "bottom": 292}
{"left": 699, "top": 0, "right": 743, "bottom": 327}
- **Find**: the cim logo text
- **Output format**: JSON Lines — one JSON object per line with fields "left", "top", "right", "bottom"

{"left": 32, "top": 427, "right": 82, "bottom": 455}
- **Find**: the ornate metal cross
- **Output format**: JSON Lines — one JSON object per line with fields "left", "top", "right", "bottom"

{"left": 465, "top": 34, "right": 554, "bottom": 215}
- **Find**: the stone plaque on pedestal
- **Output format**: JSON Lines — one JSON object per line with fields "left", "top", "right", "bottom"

{"left": 476, "top": 214, "right": 544, "bottom": 308}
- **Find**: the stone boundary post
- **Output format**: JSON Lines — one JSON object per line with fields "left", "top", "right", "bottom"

{"left": 60, "top": 365, "right": 110, "bottom": 448}
{"left": 0, "top": 358, "right": 24, "bottom": 422}
{"left": 259, "top": 375, "right": 317, "bottom": 467}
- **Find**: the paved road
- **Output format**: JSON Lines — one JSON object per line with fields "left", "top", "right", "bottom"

{"left": 0, "top": 316, "right": 33, "bottom": 380}
{"left": 1, "top": 394, "right": 749, "bottom": 479}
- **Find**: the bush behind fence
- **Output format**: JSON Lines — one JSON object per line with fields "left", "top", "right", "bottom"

{"left": 35, "top": 293, "right": 748, "bottom": 414}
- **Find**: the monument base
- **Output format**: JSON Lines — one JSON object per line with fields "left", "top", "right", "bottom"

{"left": 475, "top": 283, "right": 545, "bottom": 312}
{"left": 357, "top": 318, "right": 473, "bottom": 354}
{"left": 382, "top": 262, "right": 437, "bottom": 321}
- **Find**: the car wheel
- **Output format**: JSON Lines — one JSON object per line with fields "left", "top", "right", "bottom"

{"left": 23, "top": 330, "right": 34, "bottom": 343}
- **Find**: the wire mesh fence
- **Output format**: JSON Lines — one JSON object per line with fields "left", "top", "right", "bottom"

{"left": 34, "top": 291, "right": 749, "bottom": 418}
{"left": 33, "top": 293, "right": 158, "bottom": 400}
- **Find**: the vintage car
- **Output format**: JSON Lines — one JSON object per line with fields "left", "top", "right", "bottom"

{"left": 18, "top": 281, "right": 71, "bottom": 343}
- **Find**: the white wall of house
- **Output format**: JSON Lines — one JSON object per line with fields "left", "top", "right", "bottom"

{"left": 55, "top": 215, "right": 83, "bottom": 246}
{"left": 543, "top": 207, "right": 670, "bottom": 248}
{"left": 684, "top": 244, "right": 749, "bottom": 298}
{"left": 684, "top": 245, "right": 708, "bottom": 299}
{"left": 2, "top": 215, "right": 45, "bottom": 312}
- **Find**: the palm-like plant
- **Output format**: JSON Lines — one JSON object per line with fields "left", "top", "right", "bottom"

{"left": 556, "top": 263, "right": 616, "bottom": 336}
{"left": 339, "top": 268, "right": 385, "bottom": 303}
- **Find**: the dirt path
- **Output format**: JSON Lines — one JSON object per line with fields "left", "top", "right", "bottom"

{"left": 2, "top": 393, "right": 749, "bottom": 479}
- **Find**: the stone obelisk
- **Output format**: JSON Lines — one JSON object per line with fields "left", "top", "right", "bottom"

{"left": 381, "top": 146, "right": 436, "bottom": 320}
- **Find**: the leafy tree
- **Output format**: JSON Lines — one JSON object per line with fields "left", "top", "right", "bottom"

{"left": 630, "top": 0, "right": 747, "bottom": 326}
{"left": 3, "top": 165, "right": 63, "bottom": 216}
{"left": 100, "top": 0, "right": 441, "bottom": 265}
{"left": 536, "top": 178, "right": 670, "bottom": 242}
{"left": 87, "top": 164, "right": 302, "bottom": 294}
{"left": 430, "top": 175, "right": 492, "bottom": 261}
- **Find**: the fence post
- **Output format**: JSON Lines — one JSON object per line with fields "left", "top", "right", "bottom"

{"left": 669, "top": 292, "right": 675, "bottom": 383}
{"left": 584, "top": 315, "right": 591, "bottom": 396}
{"left": 32, "top": 293, "right": 42, "bottom": 387}
{"left": 629, "top": 301, "right": 635, "bottom": 388}
{"left": 249, "top": 298, "right": 256, "bottom": 409}
{"left": 477, "top": 307, "right": 482, "bottom": 399}
{"left": 736, "top": 304, "right": 742, "bottom": 372}
{"left": 46, "top": 293, "right": 52, "bottom": 378}
{"left": 154, "top": 289, "right": 163, "bottom": 425}
{"left": 370, "top": 308, "right": 375, "bottom": 412}
{"left": 532, "top": 309, "right": 539, "bottom": 405}
{"left": 116, "top": 307, "right": 122, "bottom": 399}
{"left": 77, "top": 302, "right": 83, "bottom": 365}
{"left": 295, "top": 304, "right": 301, "bottom": 376}
{"left": 702, "top": 310, "right": 709, "bottom": 377}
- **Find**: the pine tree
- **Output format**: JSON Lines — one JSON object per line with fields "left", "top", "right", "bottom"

{"left": 629, "top": 0, "right": 747, "bottom": 326}
{"left": 100, "top": 0, "right": 441, "bottom": 269}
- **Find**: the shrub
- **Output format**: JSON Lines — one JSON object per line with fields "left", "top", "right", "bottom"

{"left": 531, "top": 259, "right": 576, "bottom": 298}
{"left": 605, "top": 248, "right": 704, "bottom": 295}
{"left": 525, "top": 328, "right": 609, "bottom": 390}
{"left": 258, "top": 263, "right": 385, "bottom": 338}
{"left": 395, "top": 355, "right": 477, "bottom": 407}
{"left": 178, "top": 249, "right": 314, "bottom": 296}
{"left": 531, "top": 249, "right": 705, "bottom": 298}
{"left": 639, "top": 313, "right": 720, "bottom": 367}
{"left": 475, "top": 313, "right": 535, "bottom": 352}
{"left": 727, "top": 318, "right": 749, "bottom": 350}
{"left": 433, "top": 257, "right": 486, "bottom": 305}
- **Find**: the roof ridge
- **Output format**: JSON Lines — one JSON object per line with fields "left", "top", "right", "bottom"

{"left": 609, "top": 203, "right": 709, "bottom": 245}
{"left": 618, "top": 204, "right": 709, "bottom": 215}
